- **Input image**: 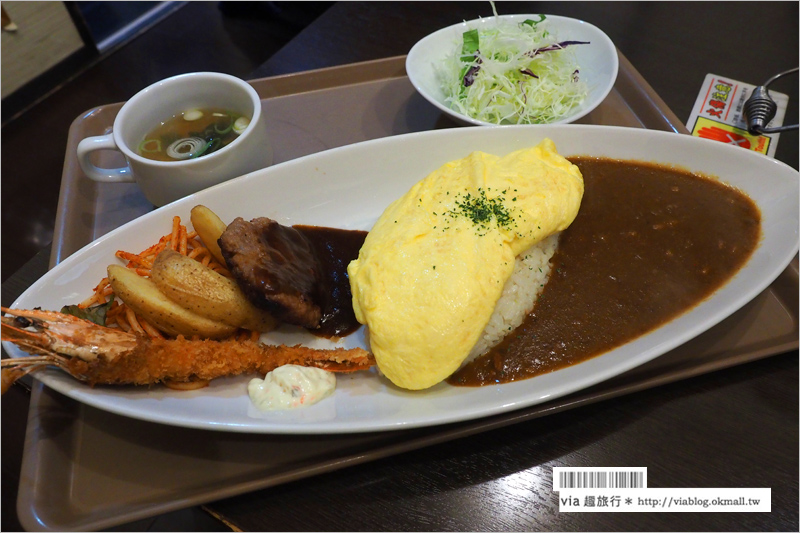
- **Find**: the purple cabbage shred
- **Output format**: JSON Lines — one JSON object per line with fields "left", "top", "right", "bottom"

{"left": 463, "top": 56, "right": 483, "bottom": 87}
{"left": 526, "top": 40, "right": 590, "bottom": 57}
{"left": 462, "top": 40, "right": 589, "bottom": 87}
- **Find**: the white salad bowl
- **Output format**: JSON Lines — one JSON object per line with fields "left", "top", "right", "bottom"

{"left": 406, "top": 14, "right": 619, "bottom": 126}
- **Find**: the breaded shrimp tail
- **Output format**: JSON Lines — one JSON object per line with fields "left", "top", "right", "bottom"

{"left": 1, "top": 307, "right": 374, "bottom": 389}
{"left": 69, "top": 337, "right": 374, "bottom": 386}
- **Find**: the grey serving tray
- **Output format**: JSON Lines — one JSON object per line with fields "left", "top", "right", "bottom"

{"left": 14, "top": 54, "right": 799, "bottom": 531}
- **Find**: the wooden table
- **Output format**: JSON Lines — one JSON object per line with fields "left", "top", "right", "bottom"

{"left": 3, "top": 2, "right": 797, "bottom": 531}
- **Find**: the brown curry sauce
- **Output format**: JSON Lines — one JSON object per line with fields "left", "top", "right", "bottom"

{"left": 293, "top": 225, "right": 367, "bottom": 338}
{"left": 448, "top": 157, "right": 761, "bottom": 386}
{"left": 287, "top": 158, "right": 761, "bottom": 386}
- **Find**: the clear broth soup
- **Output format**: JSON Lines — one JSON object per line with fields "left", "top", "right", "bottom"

{"left": 138, "top": 107, "right": 250, "bottom": 162}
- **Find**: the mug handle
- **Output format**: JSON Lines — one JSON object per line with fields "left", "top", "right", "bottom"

{"left": 76, "top": 133, "right": 135, "bottom": 182}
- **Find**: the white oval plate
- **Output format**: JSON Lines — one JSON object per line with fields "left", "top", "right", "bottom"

{"left": 6, "top": 125, "right": 798, "bottom": 434}
{"left": 406, "top": 14, "right": 619, "bottom": 126}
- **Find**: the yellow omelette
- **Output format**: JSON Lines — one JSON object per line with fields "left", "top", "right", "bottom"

{"left": 347, "top": 139, "right": 583, "bottom": 390}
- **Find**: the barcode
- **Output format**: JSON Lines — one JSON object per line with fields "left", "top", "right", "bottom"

{"left": 553, "top": 468, "right": 647, "bottom": 491}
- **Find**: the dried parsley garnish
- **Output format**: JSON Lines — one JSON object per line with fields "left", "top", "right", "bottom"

{"left": 446, "top": 188, "right": 515, "bottom": 233}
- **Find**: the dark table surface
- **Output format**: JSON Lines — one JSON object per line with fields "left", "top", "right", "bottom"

{"left": 2, "top": 2, "right": 798, "bottom": 531}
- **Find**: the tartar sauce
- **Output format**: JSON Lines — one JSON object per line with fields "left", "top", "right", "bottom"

{"left": 248, "top": 365, "right": 336, "bottom": 410}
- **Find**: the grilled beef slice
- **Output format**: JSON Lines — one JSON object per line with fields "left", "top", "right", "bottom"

{"left": 219, "top": 217, "right": 324, "bottom": 328}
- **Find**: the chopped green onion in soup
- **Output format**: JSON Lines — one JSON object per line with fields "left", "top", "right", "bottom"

{"left": 183, "top": 109, "right": 204, "bottom": 121}
{"left": 137, "top": 107, "right": 251, "bottom": 161}
{"left": 166, "top": 137, "right": 208, "bottom": 160}
{"left": 233, "top": 116, "right": 250, "bottom": 135}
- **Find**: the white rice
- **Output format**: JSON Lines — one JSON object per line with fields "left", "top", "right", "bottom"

{"left": 465, "top": 232, "right": 560, "bottom": 363}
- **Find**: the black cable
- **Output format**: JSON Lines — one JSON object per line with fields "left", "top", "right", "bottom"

{"left": 744, "top": 67, "right": 798, "bottom": 135}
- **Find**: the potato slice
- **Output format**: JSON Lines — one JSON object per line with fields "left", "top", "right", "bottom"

{"left": 239, "top": 309, "right": 280, "bottom": 334}
{"left": 150, "top": 249, "right": 278, "bottom": 332}
{"left": 190, "top": 205, "right": 227, "bottom": 265}
{"left": 108, "top": 264, "right": 236, "bottom": 339}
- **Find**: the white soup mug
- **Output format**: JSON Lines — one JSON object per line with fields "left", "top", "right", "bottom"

{"left": 77, "top": 72, "right": 272, "bottom": 206}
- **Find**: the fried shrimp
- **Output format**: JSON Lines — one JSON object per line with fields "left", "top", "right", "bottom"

{"left": 0, "top": 307, "right": 374, "bottom": 390}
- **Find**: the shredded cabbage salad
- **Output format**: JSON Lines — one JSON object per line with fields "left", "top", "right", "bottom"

{"left": 437, "top": 14, "right": 590, "bottom": 124}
